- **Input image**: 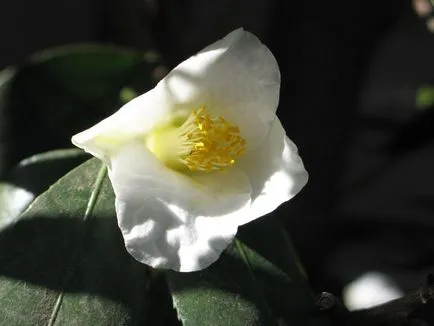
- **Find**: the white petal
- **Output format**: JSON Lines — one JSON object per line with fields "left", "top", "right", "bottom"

{"left": 72, "top": 28, "right": 279, "bottom": 160}
{"left": 109, "top": 141, "right": 251, "bottom": 272}
{"left": 71, "top": 85, "right": 171, "bottom": 161}
{"left": 161, "top": 28, "right": 280, "bottom": 146}
{"left": 236, "top": 117, "right": 308, "bottom": 225}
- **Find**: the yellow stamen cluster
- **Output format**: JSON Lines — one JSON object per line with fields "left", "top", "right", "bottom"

{"left": 177, "top": 106, "right": 246, "bottom": 172}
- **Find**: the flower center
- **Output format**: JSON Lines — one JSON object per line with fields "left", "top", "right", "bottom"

{"left": 146, "top": 106, "right": 246, "bottom": 172}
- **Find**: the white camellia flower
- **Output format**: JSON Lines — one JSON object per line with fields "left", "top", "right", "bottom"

{"left": 71, "top": 28, "right": 308, "bottom": 272}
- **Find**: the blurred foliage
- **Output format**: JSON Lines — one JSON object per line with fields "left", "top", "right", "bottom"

{"left": 415, "top": 85, "right": 434, "bottom": 109}
{"left": 0, "top": 45, "right": 161, "bottom": 176}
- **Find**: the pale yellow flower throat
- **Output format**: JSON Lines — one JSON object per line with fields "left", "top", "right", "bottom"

{"left": 147, "top": 106, "right": 246, "bottom": 172}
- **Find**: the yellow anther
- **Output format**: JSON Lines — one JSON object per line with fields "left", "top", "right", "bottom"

{"left": 146, "top": 106, "right": 247, "bottom": 172}
{"left": 178, "top": 106, "right": 246, "bottom": 172}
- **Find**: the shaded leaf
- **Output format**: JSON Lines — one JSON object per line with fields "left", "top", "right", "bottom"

{"left": 167, "top": 216, "right": 331, "bottom": 326}
{"left": 0, "top": 158, "right": 151, "bottom": 326}
{"left": 0, "top": 45, "right": 160, "bottom": 175}
{"left": 0, "top": 148, "right": 89, "bottom": 230}
{"left": 0, "top": 152, "right": 329, "bottom": 326}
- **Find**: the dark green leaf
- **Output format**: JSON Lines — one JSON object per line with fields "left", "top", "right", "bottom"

{"left": 0, "top": 45, "right": 160, "bottom": 175}
{"left": 0, "top": 158, "right": 150, "bottom": 325}
{"left": 0, "top": 152, "right": 329, "bottom": 325}
{"left": 167, "top": 216, "right": 331, "bottom": 326}
{"left": 0, "top": 148, "right": 89, "bottom": 230}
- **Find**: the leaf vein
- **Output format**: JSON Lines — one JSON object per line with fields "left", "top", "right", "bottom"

{"left": 47, "top": 162, "right": 107, "bottom": 326}
{"left": 233, "top": 238, "right": 275, "bottom": 322}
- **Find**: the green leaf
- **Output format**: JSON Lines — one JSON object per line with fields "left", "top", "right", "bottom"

{"left": 167, "top": 217, "right": 330, "bottom": 326}
{"left": 0, "top": 153, "right": 329, "bottom": 325}
{"left": 0, "top": 45, "right": 159, "bottom": 175}
{"left": 416, "top": 85, "right": 434, "bottom": 110}
{"left": 0, "top": 158, "right": 151, "bottom": 325}
{"left": 0, "top": 149, "right": 89, "bottom": 230}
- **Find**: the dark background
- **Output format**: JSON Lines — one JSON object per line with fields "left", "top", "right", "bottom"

{"left": 1, "top": 0, "right": 434, "bottom": 307}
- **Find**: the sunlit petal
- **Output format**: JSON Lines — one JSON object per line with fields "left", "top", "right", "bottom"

{"left": 237, "top": 118, "right": 308, "bottom": 225}
{"left": 71, "top": 28, "right": 307, "bottom": 272}
{"left": 71, "top": 85, "right": 171, "bottom": 161}
{"left": 110, "top": 141, "right": 250, "bottom": 271}
{"left": 161, "top": 28, "right": 280, "bottom": 146}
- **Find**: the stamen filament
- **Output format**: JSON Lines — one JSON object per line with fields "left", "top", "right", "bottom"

{"left": 146, "top": 106, "right": 247, "bottom": 172}
{"left": 177, "top": 106, "right": 246, "bottom": 172}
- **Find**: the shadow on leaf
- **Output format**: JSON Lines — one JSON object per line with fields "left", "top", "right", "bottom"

{"left": 167, "top": 214, "right": 328, "bottom": 326}
{"left": 0, "top": 214, "right": 152, "bottom": 324}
